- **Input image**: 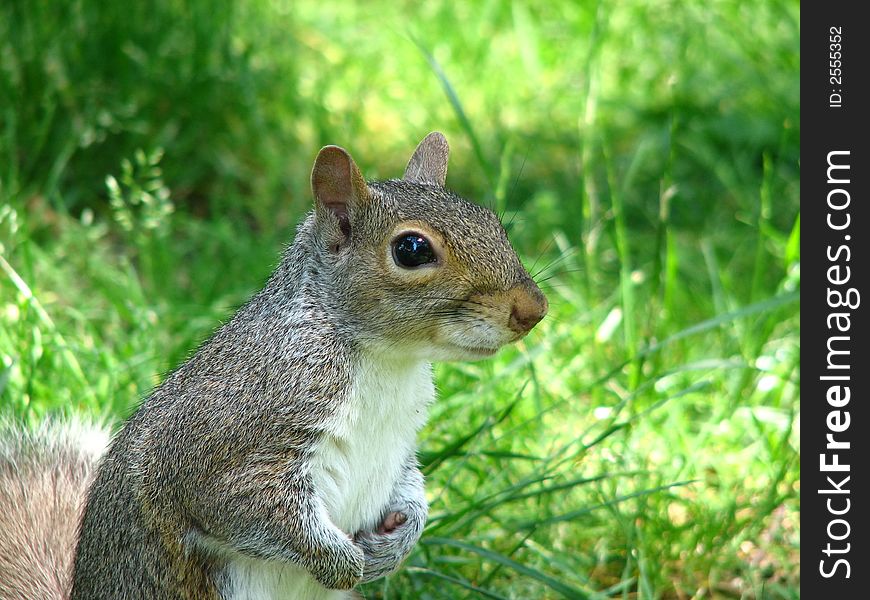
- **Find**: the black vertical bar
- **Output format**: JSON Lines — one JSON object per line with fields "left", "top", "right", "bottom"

{"left": 802, "top": 3, "right": 868, "bottom": 595}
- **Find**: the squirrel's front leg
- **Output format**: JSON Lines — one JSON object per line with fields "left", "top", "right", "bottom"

{"left": 353, "top": 458, "right": 427, "bottom": 582}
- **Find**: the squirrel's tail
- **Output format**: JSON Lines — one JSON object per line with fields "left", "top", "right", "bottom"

{"left": 0, "top": 418, "right": 109, "bottom": 600}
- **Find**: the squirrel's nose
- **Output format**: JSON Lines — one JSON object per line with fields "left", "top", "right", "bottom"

{"left": 507, "top": 283, "right": 548, "bottom": 334}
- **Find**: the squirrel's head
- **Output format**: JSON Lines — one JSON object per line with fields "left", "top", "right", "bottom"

{"left": 306, "top": 132, "right": 547, "bottom": 362}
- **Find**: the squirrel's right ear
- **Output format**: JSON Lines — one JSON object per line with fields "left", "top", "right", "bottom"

{"left": 311, "top": 145, "right": 370, "bottom": 239}
{"left": 403, "top": 132, "right": 449, "bottom": 186}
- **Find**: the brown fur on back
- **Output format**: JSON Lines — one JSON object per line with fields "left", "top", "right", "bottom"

{"left": 0, "top": 419, "right": 108, "bottom": 600}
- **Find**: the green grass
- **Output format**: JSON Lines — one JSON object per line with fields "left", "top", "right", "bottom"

{"left": 1, "top": 0, "right": 799, "bottom": 598}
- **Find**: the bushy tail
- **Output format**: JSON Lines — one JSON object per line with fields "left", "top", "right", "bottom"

{"left": 0, "top": 419, "right": 109, "bottom": 600}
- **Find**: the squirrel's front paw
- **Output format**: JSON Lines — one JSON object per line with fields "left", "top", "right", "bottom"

{"left": 377, "top": 510, "right": 407, "bottom": 534}
{"left": 308, "top": 539, "right": 365, "bottom": 590}
{"left": 354, "top": 506, "right": 425, "bottom": 583}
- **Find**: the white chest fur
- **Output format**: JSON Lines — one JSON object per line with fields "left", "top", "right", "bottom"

{"left": 313, "top": 357, "right": 433, "bottom": 533}
{"left": 222, "top": 358, "right": 434, "bottom": 600}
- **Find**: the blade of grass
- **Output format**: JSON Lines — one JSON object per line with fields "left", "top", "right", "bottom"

{"left": 404, "top": 567, "right": 510, "bottom": 600}
{"left": 424, "top": 537, "right": 596, "bottom": 600}
{"left": 0, "top": 254, "right": 97, "bottom": 407}
{"left": 514, "top": 480, "right": 696, "bottom": 529}
{"left": 410, "top": 34, "right": 495, "bottom": 189}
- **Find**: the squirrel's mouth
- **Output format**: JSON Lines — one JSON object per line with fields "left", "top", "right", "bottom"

{"left": 447, "top": 342, "right": 500, "bottom": 358}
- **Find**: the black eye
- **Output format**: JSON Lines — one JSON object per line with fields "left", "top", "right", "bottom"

{"left": 392, "top": 233, "right": 437, "bottom": 268}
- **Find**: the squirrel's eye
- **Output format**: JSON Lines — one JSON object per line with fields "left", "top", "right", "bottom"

{"left": 392, "top": 233, "right": 437, "bottom": 268}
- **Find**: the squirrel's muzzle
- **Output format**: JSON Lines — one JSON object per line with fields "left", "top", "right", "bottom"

{"left": 506, "top": 281, "right": 548, "bottom": 335}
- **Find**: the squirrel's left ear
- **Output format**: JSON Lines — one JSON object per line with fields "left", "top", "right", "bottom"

{"left": 403, "top": 132, "right": 449, "bottom": 186}
{"left": 311, "top": 145, "right": 370, "bottom": 239}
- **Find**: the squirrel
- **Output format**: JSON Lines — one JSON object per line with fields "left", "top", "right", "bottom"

{"left": 0, "top": 132, "right": 547, "bottom": 600}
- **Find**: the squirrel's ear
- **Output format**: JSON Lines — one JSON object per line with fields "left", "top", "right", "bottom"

{"left": 403, "top": 131, "right": 449, "bottom": 186}
{"left": 311, "top": 145, "right": 370, "bottom": 238}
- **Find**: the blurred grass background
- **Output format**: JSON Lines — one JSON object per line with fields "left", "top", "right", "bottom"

{"left": 0, "top": 0, "right": 799, "bottom": 598}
